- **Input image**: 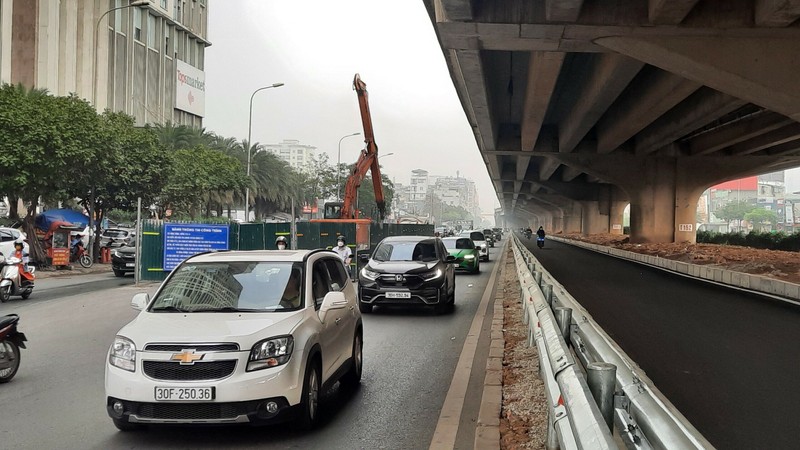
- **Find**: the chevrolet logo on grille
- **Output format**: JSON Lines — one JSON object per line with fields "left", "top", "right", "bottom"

{"left": 171, "top": 349, "right": 204, "bottom": 365}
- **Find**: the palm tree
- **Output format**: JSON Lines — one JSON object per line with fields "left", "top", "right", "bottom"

{"left": 152, "top": 122, "right": 212, "bottom": 151}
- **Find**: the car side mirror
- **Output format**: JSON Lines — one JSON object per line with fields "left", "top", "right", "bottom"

{"left": 319, "top": 291, "right": 348, "bottom": 323}
{"left": 445, "top": 255, "right": 456, "bottom": 263}
{"left": 359, "top": 254, "right": 369, "bottom": 263}
{"left": 131, "top": 292, "right": 149, "bottom": 311}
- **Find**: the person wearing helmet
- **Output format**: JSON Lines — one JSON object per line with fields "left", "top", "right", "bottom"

{"left": 13, "top": 239, "right": 33, "bottom": 281}
{"left": 275, "top": 236, "right": 288, "bottom": 250}
{"left": 332, "top": 235, "right": 352, "bottom": 275}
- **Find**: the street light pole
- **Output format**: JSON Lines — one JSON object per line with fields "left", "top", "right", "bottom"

{"left": 336, "top": 132, "right": 361, "bottom": 201}
{"left": 244, "top": 82, "right": 284, "bottom": 221}
{"left": 90, "top": 0, "right": 149, "bottom": 262}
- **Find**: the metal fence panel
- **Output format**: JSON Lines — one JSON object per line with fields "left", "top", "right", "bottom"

{"left": 236, "top": 223, "right": 265, "bottom": 250}
{"left": 139, "top": 220, "right": 167, "bottom": 282}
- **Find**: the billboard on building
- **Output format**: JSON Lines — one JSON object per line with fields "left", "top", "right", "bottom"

{"left": 175, "top": 60, "right": 205, "bottom": 117}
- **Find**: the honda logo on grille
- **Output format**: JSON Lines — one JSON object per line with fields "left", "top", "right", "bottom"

{"left": 395, "top": 274, "right": 404, "bottom": 282}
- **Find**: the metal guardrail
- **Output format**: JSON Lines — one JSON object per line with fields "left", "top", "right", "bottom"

{"left": 510, "top": 235, "right": 714, "bottom": 450}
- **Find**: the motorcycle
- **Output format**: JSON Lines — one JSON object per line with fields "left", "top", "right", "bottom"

{"left": 537, "top": 236, "right": 545, "bottom": 248}
{"left": 70, "top": 242, "right": 93, "bottom": 268}
{"left": 0, "top": 314, "right": 26, "bottom": 383}
{"left": 524, "top": 231, "right": 532, "bottom": 240}
{"left": 0, "top": 254, "right": 35, "bottom": 302}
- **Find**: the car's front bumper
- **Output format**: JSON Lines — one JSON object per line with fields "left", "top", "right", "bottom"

{"left": 105, "top": 349, "right": 304, "bottom": 425}
{"left": 454, "top": 257, "right": 478, "bottom": 271}
{"left": 358, "top": 278, "right": 447, "bottom": 306}
{"left": 111, "top": 255, "right": 135, "bottom": 272}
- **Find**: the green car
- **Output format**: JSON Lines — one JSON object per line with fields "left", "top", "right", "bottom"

{"left": 442, "top": 237, "right": 480, "bottom": 274}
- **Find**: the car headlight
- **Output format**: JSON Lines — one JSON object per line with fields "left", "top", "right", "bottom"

{"left": 361, "top": 267, "right": 380, "bottom": 281}
{"left": 420, "top": 268, "right": 443, "bottom": 280}
{"left": 109, "top": 336, "right": 136, "bottom": 372}
{"left": 247, "top": 336, "right": 294, "bottom": 371}
{"left": 463, "top": 254, "right": 475, "bottom": 260}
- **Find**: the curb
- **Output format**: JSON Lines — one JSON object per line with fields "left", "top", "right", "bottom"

{"left": 474, "top": 248, "right": 506, "bottom": 449}
{"left": 551, "top": 236, "right": 800, "bottom": 304}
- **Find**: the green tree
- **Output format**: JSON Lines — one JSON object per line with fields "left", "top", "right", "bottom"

{"left": 715, "top": 201, "right": 756, "bottom": 231}
{"left": 152, "top": 122, "right": 212, "bottom": 151}
{"left": 0, "top": 85, "right": 103, "bottom": 263}
{"left": 73, "top": 112, "right": 171, "bottom": 257}
{"left": 249, "top": 148, "right": 304, "bottom": 220}
{"left": 356, "top": 173, "right": 394, "bottom": 221}
{"left": 745, "top": 208, "right": 779, "bottom": 231}
{"left": 161, "top": 147, "right": 248, "bottom": 220}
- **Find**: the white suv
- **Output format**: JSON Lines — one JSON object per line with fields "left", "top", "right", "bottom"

{"left": 105, "top": 249, "right": 362, "bottom": 430}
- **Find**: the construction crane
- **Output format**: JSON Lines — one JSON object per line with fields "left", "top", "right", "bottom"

{"left": 323, "top": 73, "right": 386, "bottom": 221}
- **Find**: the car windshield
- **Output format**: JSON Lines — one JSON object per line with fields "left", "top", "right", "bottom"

{"left": 104, "top": 229, "right": 128, "bottom": 238}
{"left": 372, "top": 240, "right": 438, "bottom": 262}
{"left": 443, "top": 238, "right": 474, "bottom": 250}
{"left": 150, "top": 261, "right": 303, "bottom": 312}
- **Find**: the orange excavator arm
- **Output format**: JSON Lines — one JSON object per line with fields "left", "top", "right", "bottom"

{"left": 340, "top": 73, "right": 386, "bottom": 220}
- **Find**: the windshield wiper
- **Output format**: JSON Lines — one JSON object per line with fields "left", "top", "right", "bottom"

{"left": 190, "top": 306, "right": 259, "bottom": 313}
{"left": 151, "top": 305, "right": 188, "bottom": 313}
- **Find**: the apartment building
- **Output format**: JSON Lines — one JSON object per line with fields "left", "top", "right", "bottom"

{"left": 0, "top": 0, "right": 209, "bottom": 126}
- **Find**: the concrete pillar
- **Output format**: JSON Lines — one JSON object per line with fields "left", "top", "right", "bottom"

{"left": 626, "top": 158, "right": 677, "bottom": 243}
{"left": 609, "top": 200, "right": 627, "bottom": 235}
{"left": 563, "top": 203, "right": 582, "bottom": 234}
{"left": 0, "top": 0, "right": 12, "bottom": 84}
{"left": 36, "top": 0, "right": 59, "bottom": 90}
{"left": 580, "top": 200, "right": 609, "bottom": 235}
{"left": 551, "top": 215, "right": 564, "bottom": 234}
{"left": 11, "top": 0, "right": 36, "bottom": 87}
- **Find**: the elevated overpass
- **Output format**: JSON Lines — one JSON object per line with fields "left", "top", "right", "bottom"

{"left": 424, "top": 0, "right": 800, "bottom": 242}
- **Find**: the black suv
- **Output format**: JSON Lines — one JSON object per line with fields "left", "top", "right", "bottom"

{"left": 358, "top": 236, "right": 456, "bottom": 314}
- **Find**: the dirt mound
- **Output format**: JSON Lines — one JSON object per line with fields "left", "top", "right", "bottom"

{"left": 560, "top": 233, "right": 800, "bottom": 284}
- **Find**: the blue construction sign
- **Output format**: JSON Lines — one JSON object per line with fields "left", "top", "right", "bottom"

{"left": 163, "top": 223, "right": 229, "bottom": 271}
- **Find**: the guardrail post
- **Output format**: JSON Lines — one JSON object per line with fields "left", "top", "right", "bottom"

{"left": 541, "top": 283, "right": 553, "bottom": 306}
{"left": 554, "top": 307, "right": 572, "bottom": 343}
{"left": 528, "top": 261, "right": 536, "bottom": 273}
{"left": 587, "top": 362, "right": 617, "bottom": 431}
{"left": 545, "top": 409, "right": 558, "bottom": 450}
{"left": 534, "top": 270, "right": 542, "bottom": 286}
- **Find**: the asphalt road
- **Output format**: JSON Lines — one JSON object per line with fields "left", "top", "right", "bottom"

{"left": 0, "top": 256, "right": 499, "bottom": 450}
{"left": 518, "top": 233, "right": 800, "bottom": 450}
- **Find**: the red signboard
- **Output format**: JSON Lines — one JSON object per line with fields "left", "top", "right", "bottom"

{"left": 51, "top": 248, "right": 69, "bottom": 266}
{"left": 712, "top": 176, "right": 758, "bottom": 191}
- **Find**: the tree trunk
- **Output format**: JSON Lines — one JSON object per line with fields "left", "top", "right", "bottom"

{"left": 23, "top": 199, "right": 48, "bottom": 266}
{"left": 7, "top": 194, "right": 20, "bottom": 221}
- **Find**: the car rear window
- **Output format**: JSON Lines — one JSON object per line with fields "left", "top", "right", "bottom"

{"left": 470, "top": 232, "right": 485, "bottom": 241}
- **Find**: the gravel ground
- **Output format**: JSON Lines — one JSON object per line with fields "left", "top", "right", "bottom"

{"left": 499, "top": 251, "right": 547, "bottom": 449}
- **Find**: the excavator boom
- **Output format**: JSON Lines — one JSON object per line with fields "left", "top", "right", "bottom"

{"left": 338, "top": 74, "right": 386, "bottom": 220}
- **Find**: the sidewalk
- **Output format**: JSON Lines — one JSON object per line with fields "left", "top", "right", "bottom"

{"left": 33, "top": 262, "right": 114, "bottom": 279}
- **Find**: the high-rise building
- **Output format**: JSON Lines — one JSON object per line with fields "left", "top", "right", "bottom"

{"left": 0, "top": 0, "right": 209, "bottom": 127}
{"left": 264, "top": 139, "right": 317, "bottom": 172}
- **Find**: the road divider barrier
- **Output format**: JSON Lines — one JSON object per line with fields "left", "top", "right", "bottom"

{"left": 510, "top": 235, "right": 713, "bottom": 449}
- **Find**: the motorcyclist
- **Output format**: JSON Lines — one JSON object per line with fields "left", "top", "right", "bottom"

{"left": 275, "top": 236, "right": 288, "bottom": 250}
{"left": 524, "top": 227, "right": 532, "bottom": 238}
{"left": 70, "top": 234, "right": 84, "bottom": 257}
{"left": 12, "top": 239, "right": 33, "bottom": 282}
{"left": 537, "top": 227, "right": 546, "bottom": 239}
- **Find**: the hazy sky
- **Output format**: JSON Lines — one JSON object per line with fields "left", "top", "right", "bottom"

{"left": 202, "top": 1, "right": 500, "bottom": 215}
